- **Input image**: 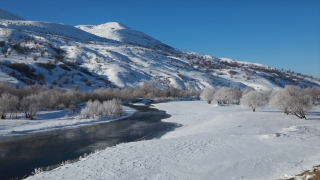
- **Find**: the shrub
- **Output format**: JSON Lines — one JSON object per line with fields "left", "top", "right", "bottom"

{"left": 33, "top": 55, "right": 39, "bottom": 61}
{"left": 63, "top": 78, "right": 69, "bottom": 84}
{"left": 13, "top": 43, "right": 26, "bottom": 54}
{"left": 1, "top": 48, "right": 7, "bottom": 54}
{"left": 81, "top": 99, "right": 123, "bottom": 118}
{"left": 59, "top": 64, "right": 71, "bottom": 71}
{"left": 4, "top": 63, "right": 43, "bottom": 81}
{"left": 64, "top": 61, "right": 77, "bottom": 68}
{"left": 36, "top": 63, "right": 56, "bottom": 70}
{"left": 79, "top": 67, "right": 93, "bottom": 76}
{"left": 85, "top": 80, "right": 92, "bottom": 86}
{"left": 0, "top": 41, "right": 5, "bottom": 47}
{"left": 52, "top": 80, "right": 57, "bottom": 85}
{"left": 55, "top": 54, "right": 64, "bottom": 61}
{"left": 103, "top": 99, "right": 123, "bottom": 117}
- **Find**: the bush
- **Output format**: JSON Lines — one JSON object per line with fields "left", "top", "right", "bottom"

{"left": 12, "top": 43, "right": 24, "bottom": 54}
{"left": 59, "top": 64, "right": 71, "bottom": 71}
{"left": 0, "top": 41, "right": 5, "bottom": 47}
{"left": 79, "top": 67, "right": 93, "bottom": 76}
{"left": 36, "top": 63, "right": 56, "bottom": 70}
{"left": 81, "top": 99, "right": 123, "bottom": 118}
{"left": 64, "top": 61, "right": 77, "bottom": 68}
{"left": 5, "top": 63, "right": 44, "bottom": 82}
{"left": 55, "top": 54, "right": 64, "bottom": 61}
{"left": 85, "top": 80, "right": 92, "bottom": 86}
{"left": 33, "top": 55, "right": 39, "bottom": 61}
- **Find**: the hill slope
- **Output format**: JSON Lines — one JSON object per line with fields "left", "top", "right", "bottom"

{"left": 76, "top": 22, "right": 176, "bottom": 52}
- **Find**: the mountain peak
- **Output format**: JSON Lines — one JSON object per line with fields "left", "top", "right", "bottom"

{"left": 76, "top": 22, "right": 175, "bottom": 51}
{"left": 96, "top": 22, "right": 130, "bottom": 30}
{"left": 0, "top": 8, "right": 24, "bottom": 20}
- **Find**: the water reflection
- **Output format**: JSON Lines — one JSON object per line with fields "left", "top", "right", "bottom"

{"left": 0, "top": 105, "right": 177, "bottom": 180}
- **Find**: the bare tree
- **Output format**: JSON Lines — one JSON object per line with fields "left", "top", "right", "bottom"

{"left": 0, "top": 92, "right": 19, "bottom": 119}
{"left": 21, "top": 94, "right": 42, "bottom": 119}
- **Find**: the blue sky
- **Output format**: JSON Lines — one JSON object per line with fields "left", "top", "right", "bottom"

{"left": 1, "top": 0, "right": 319, "bottom": 77}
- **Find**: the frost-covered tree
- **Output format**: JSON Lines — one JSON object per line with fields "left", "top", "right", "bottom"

{"left": 269, "top": 90, "right": 290, "bottom": 115}
{"left": 242, "top": 87, "right": 254, "bottom": 95}
{"left": 270, "top": 85, "right": 313, "bottom": 119}
{"left": 284, "top": 86, "right": 313, "bottom": 119}
{"left": 304, "top": 86, "right": 320, "bottom": 105}
{"left": 102, "top": 98, "right": 123, "bottom": 117}
{"left": 240, "top": 91, "right": 268, "bottom": 112}
{"left": 214, "top": 87, "right": 242, "bottom": 105}
{"left": 200, "top": 87, "right": 215, "bottom": 104}
{"left": 185, "top": 82, "right": 197, "bottom": 97}
{"left": 81, "top": 100, "right": 101, "bottom": 118}
{"left": 0, "top": 92, "right": 19, "bottom": 119}
{"left": 288, "top": 93, "right": 312, "bottom": 119}
{"left": 21, "top": 94, "right": 42, "bottom": 119}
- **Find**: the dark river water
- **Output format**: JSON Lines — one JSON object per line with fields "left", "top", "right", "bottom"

{"left": 0, "top": 104, "right": 178, "bottom": 180}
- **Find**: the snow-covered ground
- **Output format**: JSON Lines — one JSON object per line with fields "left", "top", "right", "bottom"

{"left": 26, "top": 101, "right": 320, "bottom": 180}
{"left": 0, "top": 106, "right": 136, "bottom": 136}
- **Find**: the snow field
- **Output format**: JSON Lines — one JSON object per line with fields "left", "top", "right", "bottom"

{"left": 26, "top": 101, "right": 320, "bottom": 180}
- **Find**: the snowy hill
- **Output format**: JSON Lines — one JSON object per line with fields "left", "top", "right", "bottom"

{"left": 76, "top": 22, "right": 176, "bottom": 52}
{"left": 0, "top": 9, "right": 319, "bottom": 91}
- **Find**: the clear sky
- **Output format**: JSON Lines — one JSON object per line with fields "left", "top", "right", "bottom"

{"left": 1, "top": 0, "right": 320, "bottom": 78}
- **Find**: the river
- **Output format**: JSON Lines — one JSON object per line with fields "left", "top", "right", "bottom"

{"left": 0, "top": 104, "right": 179, "bottom": 180}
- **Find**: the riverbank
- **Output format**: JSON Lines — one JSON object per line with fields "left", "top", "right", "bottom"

{"left": 0, "top": 106, "right": 136, "bottom": 137}
{"left": 25, "top": 101, "right": 320, "bottom": 179}
{"left": 1, "top": 104, "right": 176, "bottom": 180}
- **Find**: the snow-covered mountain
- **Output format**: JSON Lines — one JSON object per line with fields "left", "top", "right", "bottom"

{"left": 0, "top": 9, "right": 319, "bottom": 91}
{"left": 76, "top": 22, "right": 176, "bottom": 52}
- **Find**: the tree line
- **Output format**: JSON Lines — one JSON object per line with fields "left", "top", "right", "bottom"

{"left": 200, "top": 85, "right": 320, "bottom": 119}
{"left": 0, "top": 81, "right": 199, "bottom": 120}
